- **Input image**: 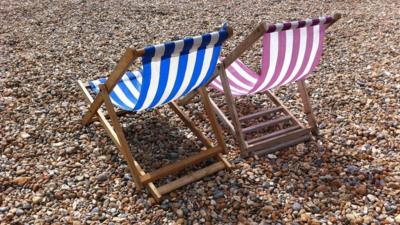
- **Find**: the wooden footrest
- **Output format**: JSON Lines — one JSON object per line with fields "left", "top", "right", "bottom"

{"left": 158, "top": 161, "right": 226, "bottom": 195}
{"left": 253, "top": 135, "right": 311, "bottom": 156}
{"left": 141, "top": 146, "right": 222, "bottom": 184}
{"left": 247, "top": 128, "right": 311, "bottom": 153}
{"left": 247, "top": 125, "right": 301, "bottom": 145}
{"left": 242, "top": 115, "right": 292, "bottom": 134}
{"left": 239, "top": 106, "right": 284, "bottom": 122}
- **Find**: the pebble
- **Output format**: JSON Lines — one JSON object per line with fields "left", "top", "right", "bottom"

{"left": 292, "top": 202, "right": 302, "bottom": 211}
{"left": 123, "top": 173, "right": 131, "bottom": 180}
{"left": 22, "top": 203, "right": 32, "bottom": 210}
{"left": 16, "top": 169, "right": 26, "bottom": 175}
{"left": 367, "top": 194, "right": 377, "bottom": 202}
{"left": 20, "top": 132, "right": 31, "bottom": 139}
{"left": 213, "top": 190, "right": 224, "bottom": 199}
{"left": 52, "top": 142, "right": 64, "bottom": 147}
{"left": 32, "top": 196, "right": 43, "bottom": 204}
{"left": 96, "top": 173, "right": 108, "bottom": 182}
{"left": 0, "top": 207, "right": 9, "bottom": 213}
{"left": 395, "top": 214, "right": 400, "bottom": 223}
{"left": 13, "top": 176, "right": 30, "bottom": 185}
{"left": 300, "top": 213, "right": 310, "bottom": 222}
{"left": 15, "top": 208, "right": 24, "bottom": 216}
{"left": 176, "top": 209, "right": 184, "bottom": 218}
{"left": 355, "top": 184, "right": 367, "bottom": 195}
{"left": 176, "top": 218, "right": 185, "bottom": 224}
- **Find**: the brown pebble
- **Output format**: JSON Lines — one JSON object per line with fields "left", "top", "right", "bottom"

{"left": 13, "top": 177, "right": 30, "bottom": 186}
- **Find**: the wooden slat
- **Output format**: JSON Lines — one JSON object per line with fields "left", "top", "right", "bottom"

{"left": 98, "top": 84, "right": 143, "bottom": 190}
{"left": 239, "top": 106, "right": 283, "bottom": 122}
{"left": 246, "top": 125, "right": 301, "bottom": 145}
{"left": 169, "top": 102, "right": 213, "bottom": 148}
{"left": 265, "top": 90, "right": 304, "bottom": 128}
{"left": 82, "top": 48, "right": 138, "bottom": 125}
{"left": 209, "top": 98, "right": 235, "bottom": 134}
{"left": 89, "top": 110, "right": 131, "bottom": 123}
{"left": 158, "top": 161, "right": 226, "bottom": 195}
{"left": 78, "top": 80, "right": 121, "bottom": 147}
{"left": 217, "top": 153, "right": 232, "bottom": 168}
{"left": 326, "top": 13, "right": 342, "bottom": 29}
{"left": 222, "top": 23, "right": 265, "bottom": 68}
{"left": 133, "top": 161, "right": 162, "bottom": 201}
{"left": 218, "top": 65, "right": 249, "bottom": 157}
{"left": 247, "top": 128, "right": 310, "bottom": 153}
{"left": 198, "top": 87, "right": 227, "bottom": 153}
{"left": 140, "top": 146, "right": 222, "bottom": 184}
{"left": 297, "top": 80, "right": 318, "bottom": 135}
{"left": 253, "top": 135, "right": 311, "bottom": 156}
{"left": 242, "top": 115, "right": 292, "bottom": 134}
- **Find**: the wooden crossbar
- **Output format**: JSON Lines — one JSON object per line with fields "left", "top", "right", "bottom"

{"left": 78, "top": 80, "right": 121, "bottom": 147}
{"left": 82, "top": 48, "right": 139, "bottom": 125}
{"left": 253, "top": 135, "right": 311, "bottom": 156}
{"left": 169, "top": 102, "right": 213, "bottom": 148}
{"left": 158, "top": 161, "right": 226, "bottom": 195}
{"left": 247, "top": 128, "right": 310, "bottom": 152}
{"left": 239, "top": 106, "right": 284, "bottom": 122}
{"left": 247, "top": 125, "right": 301, "bottom": 145}
{"left": 242, "top": 115, "right": 292, "bottom": 134}
{"left": 140, "top": 146, "right": 222, "bottom": 184}
{"left": 209, "top": 98, "right": 235, "bottom": 133}
{"left": 265, "top": 90, "right": 304, "bottom": 128}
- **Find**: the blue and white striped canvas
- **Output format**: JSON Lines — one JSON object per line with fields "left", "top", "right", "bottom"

{"left": 89, "top": 26, "right": 229, "bottom": 111}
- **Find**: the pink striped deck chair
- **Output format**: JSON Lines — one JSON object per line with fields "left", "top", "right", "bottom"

{"left": 207, "top": 14, "right": 341, "bottom": 157}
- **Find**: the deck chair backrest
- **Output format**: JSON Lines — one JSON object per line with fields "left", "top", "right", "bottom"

{"left": 89, "top": 26, "right": 230, "bottom": 112}
{"left": 136, "top": 26, "right": 229, "bottom": 111}
{"left": 252, "top": 16, "right": 333, "bottom": 93}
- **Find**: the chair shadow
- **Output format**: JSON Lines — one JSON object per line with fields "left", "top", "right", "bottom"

{"left": 120, "top": 108, "right": 216, "bottom": 186}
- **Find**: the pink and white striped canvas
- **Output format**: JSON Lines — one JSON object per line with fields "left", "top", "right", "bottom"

{"left": 210, "top": 16, "right": 331, "bottom": 96}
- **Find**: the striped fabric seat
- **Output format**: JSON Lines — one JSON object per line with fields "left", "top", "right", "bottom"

{"left": 89, "top": 26, "right": 230, "bottom": 111}
{"left": 210, "top": 16, "right": 333, "bottom": 96}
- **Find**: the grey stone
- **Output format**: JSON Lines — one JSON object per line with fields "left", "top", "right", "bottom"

{"left": 96, "top": 172, "right": 108, "bottom": 182}
{"left": 292, "top": 202, "right": 302, "bottom": 211}
{"left": 15, "top": 208, "right": 24, "bottom": 216}
{"left": 213, "top": 190, "right": 224, "bottom": 199}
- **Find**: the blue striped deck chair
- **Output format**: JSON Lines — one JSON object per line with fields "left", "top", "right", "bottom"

{"left": 78, "top": 25, "right": 233, "bottom": 201}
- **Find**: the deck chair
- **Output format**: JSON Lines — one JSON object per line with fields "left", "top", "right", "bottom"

{"left": 78, "top": 25, "right": 233, "bottom": 201}
{"left": 183, "top": 14, "right": 341, "bottom": 157}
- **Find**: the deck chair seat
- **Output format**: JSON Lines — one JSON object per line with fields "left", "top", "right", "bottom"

{"left": 205, "top": 15, "right": 341, "bottom": 157}
{"left": 89, "top": 70, "right": 143, "bottom": 111}
{"left": 78, "top": 25, "right": 233, "bottom": 201}
{"left": 209, "top": 59, "right": 258, "bottom": 96}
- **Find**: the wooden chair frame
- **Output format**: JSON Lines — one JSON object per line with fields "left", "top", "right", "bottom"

{"left": 180, "top": 14, "right": 341, "bottom": 157}
{"left": 78, "top": 40, "right": 232, "bottom": 201}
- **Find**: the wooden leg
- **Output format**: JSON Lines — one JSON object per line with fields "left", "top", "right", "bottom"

{"left": 169, "top": 102, "right": 213, "bottom": 148}
{"left": 296, "top": 80, "right": 318, "bottom": 135}
{"left": 209, "top": 98, "right": 236, "bottom": 134}
{"left": 198, "top": 87, "right": 227, "bottom": 153}
{"left": 98, "top": 84, "right": 144, "bottom": 190}
{"left": 218, "top": 65, "right": 249, "bottom": 157}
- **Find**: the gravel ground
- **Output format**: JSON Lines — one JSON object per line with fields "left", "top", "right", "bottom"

{"left": 1, "top": 0, "right": 399, "bottom": 224}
